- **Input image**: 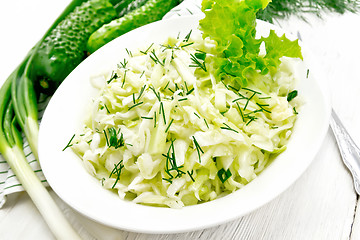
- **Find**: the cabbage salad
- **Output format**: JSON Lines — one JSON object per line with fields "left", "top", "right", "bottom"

{"left": 69, "top": 0, "right": 303, "bottom": 208}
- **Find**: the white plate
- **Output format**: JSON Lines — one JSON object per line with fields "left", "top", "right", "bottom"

{"left": 39, "top": 15, "right": 331, "bottom": 234}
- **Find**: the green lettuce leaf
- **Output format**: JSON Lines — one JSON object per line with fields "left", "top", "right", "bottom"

{"left": 199, "top": 0, "right": 303, "bottom": 88}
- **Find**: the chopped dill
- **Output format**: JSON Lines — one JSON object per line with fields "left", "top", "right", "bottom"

{"left": 125, "top": 48, "right": 132, "bottom": 57}
{"left": 109, "top": 160, "right": 124, "bottom": 189}
{"left": 183, "top": 29, "right": 192, "bottom": 42}
{"left": 192, "top": 136, "right": 204, "bottom": 163}
{"left": 104, "top": 104, "right": 110, "bottom": 113}
{"left": 180, "top": 42, "right": 194, "bottom": 48}
{"left": 220, "top": 123, "right": 239, "bottom": 133}
{"left": 187, "top": 170, "right": 195, "bottom": 182}
{"left": 236, "top": 102, "right": 245, "bottom": 122}
{"left": 165, "top": 119, "right": 174, "bottom": 133}
{"left": 107, "top": 72, "right": 118, "bottom": 84}
{"left": 256, "top": 103, "right": 272, "bottom": 113}
{"left": 293, "top": 107, "right": 299, "bottom": 114}
{"left": 137, "top": 84, "right": 146, "bottom": 100}
{"left": 162, "top": 139, "right": 185, "bottom": 183}
{"left": 103, "top": 127, "right": 124, "bottom": 149}
{"left": 244, "top": 92, "right": 256, "bottom": 111}
{"left": 204, "top": 119, "right": 209, "bottom": 129}
{"left": 128, "top": 101, "right": 144, "bottom": 110}
{"left": 154, "top": 112, "right": 157, "bottom": 128}
{"left": 159, "top": 102, "right": 166, "bottom": 124}
{"left": 140, "top": 43, "right": 154, "bottom": 55}
{"left": 150, "top": 49, "right": 164, "bottom": 66}
{"left": 287, "top": 90, "right": 298, "bottom": 102}
{"left": 242, "top": 87, "right": 261, "bottom": 95}
{"left": 121, "top": 70, "right": 127, "bottom": 87}
{"left": 62, "top": 134, "right": 75, "bottom": 151}
{"left": 189, "top": 53, "right": 207, "bottom": 72}
{"left": 118, "top": 58, "right": 128, "bottom": 69}
{"left": 217, "top": 168, "right": 232, "bottom": 183}
{"left": 149, "top": 85, "right": 161, "bottom": 101}
{"left": 141, "top": 116, "right": 153, "bottom": 120}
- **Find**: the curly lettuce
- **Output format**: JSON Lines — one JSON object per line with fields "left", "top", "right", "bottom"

{"left": 199, "top": 0, "right": 303, "bottom": 88}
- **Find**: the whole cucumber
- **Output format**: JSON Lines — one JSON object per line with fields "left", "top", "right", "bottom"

{"left": 31, "top": 0, "right": 117, "bottom": 94}
{"left": 86, "top": 0, "right": 181, "bottom": 53}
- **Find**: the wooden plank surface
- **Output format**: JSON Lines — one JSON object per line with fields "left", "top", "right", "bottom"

{"left": 0, "top": 1, "right": 359, "bottom": 239}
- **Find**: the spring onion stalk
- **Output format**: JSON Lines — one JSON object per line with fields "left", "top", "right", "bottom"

{"left": 11, "top": 0, "right": 88, "bottom": 159}
{"left": 0, "top": 1, "right": 91, "bottom": 238}
{"left": 0, "top": 69, "right": 81, "bottom": 239}
{"left": 11, "top": 55, "right": 39, "bottom": 159}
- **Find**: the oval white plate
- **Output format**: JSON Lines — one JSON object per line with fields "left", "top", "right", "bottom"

{"left": 39, "top": 15, "right": 331, "bottom": 234}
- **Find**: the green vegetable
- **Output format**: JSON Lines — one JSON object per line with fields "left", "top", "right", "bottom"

{"left": 86, "top": 0, "right": 182, "bottom": 53}
{"left": 257, "top": 0, "right": 360, "bottom": 22}
{"left": 115, "top": 0, "right": 149, "bottom": 17}
{"left": 0, "top": 61, "right": 81, "bottom": 239}
{"left": 287, "top": 90, "right": 298, "bottom": 101}
{"left": 0, "top": 0, "right": 106, "bottom": 238}
{"left": 199, "top": 0, "right": 303, "bottom": 89}
{"left": 30, "top": 0, "right": 117, "bottom": 94}
{"left": 0, "top": 0, "right": 180, "bottom": 231}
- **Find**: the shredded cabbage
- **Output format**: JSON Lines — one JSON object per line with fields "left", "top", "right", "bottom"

{"left": 70, "top": 31, "right": 301, "bottom": 208}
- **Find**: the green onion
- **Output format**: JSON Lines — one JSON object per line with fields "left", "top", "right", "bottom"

{"left": 0, "top": 63, "right": 80, "bottom": 239}
{"left": 287, "top": 90, "right": 298, "bottom": 102}
{"left": 218, "top": 168, "right": 232, "bottom": 183}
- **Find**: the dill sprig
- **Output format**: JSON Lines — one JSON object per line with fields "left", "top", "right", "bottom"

{"left": 165, "top": 119, "right": 174, "bottom": 133}
{"left": 150, "top": 49, "right": 164, "bottom": 66}
{"left": 118, "top": 58, "right": 128, "bottom": 69}
{"left": 107, "top": 71, "right": 118, "bottom": 84}
{"left": 159, "top": 102, "right": 166, "bottom": 124}
{"left": 183, "top": 30, "right": 192, "bottom": 42}
{"left": 187, "top": 170, "right": 195, "bottom": 182}
{"left": 103, "top": 127, "right": 124, "bottom": 149}
{"left": 149, "top": 85, "right": 161, "bottom": 101}
{"left": 257, "top": 0, "right": 360, "bottom": 22}
{"left": 109, "top": 160, "right": 124, "bottom": 189}
{"left": 162, "top": 139, "right": 186, "bottom": 183}
{"left": 220, "top": 123, "right": 239, "bottom": 133}
{"left": 128, "top": 101, "right": 144, "bottom": 110}
{"left": 192, "top": 136, "right": 204, "bottom": 163}
{"left": 140, "top": 43, "right": 154, "bottom": 55}
{"left": 62, "top": 134, "right": 75, "bottom": 151}
{"left": 189, "top": 52, "right": 207, "bottom": 72}
{"left": 103, "top": 104, "right": 110, "bottom": 113}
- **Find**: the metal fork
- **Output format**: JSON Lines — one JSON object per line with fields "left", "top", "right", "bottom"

{"left": 330, "top": 109, "right": 360, "bottom": 195}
